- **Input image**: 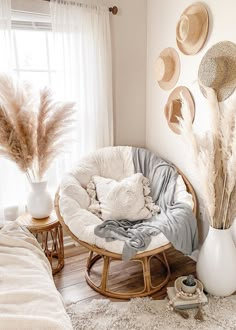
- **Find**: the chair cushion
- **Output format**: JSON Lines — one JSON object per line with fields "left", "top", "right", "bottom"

{"left": 59, "top": 146, "right": 194, "bottom": 254}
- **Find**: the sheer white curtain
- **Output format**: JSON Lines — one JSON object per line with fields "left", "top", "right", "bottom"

{"left": 50, "top": 0, "right": 113, "bottom": 156}
{"left": 0, "top": 0, "right": 11, "bottom": 71}
{"left": 0, "top": 0, "right": 28, "bottom": 221}
{"left": 0, "top": 0, "right": 113, "bottom": 222}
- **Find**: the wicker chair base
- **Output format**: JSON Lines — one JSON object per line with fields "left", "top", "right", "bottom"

{"left": 85, "top": 247, "right": 171, "bottom": 299}
{"left": 55, "top": 164, "right": 198, "bottom": 300}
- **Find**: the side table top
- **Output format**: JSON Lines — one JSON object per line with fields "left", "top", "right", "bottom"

{"left": 16, "top": 212, "right": 58, "bottom": 231}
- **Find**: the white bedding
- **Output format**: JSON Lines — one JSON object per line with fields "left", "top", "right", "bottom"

{"left": 0, "top": 222, "right": 72, "bottom": 330}
{"left": 59, "top": 146, "right": 194, "bottom": 254}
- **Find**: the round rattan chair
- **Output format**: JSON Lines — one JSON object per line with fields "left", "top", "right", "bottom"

{"left": 54, "top": 146, "right": 197, "bottom": 300}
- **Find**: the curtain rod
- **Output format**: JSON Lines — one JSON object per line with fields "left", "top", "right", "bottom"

{"left": 43, "top": 0, "right": 118, "bottom": 15}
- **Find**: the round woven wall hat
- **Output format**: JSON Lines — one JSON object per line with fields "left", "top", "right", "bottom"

{"left": 154, "top": 47, "right": 180, "bottom": 90}
{"left": 198, "top": 41, "right": 236, "bottom": 102}
{"left": 164, "top": 86, "right": 195, "bottom": 134}
{"left": 176, "top": 3, "right": 209, "bottom": 55}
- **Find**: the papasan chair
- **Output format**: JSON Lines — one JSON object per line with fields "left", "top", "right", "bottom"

{"left": 55, "top": 146, "right": 198, "bottom": 299}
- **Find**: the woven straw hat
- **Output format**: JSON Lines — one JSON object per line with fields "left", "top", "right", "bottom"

{"left": 154, "top": 47, "right": 180, "bottom": 90}
{"left": 198, "top": 41, "right": 236, "bottom": 102}
{"left": 176, "top": 3, "right": 209, "bottom": 55}
{"left": 164, "top": 86, "right": 195, "bottom": 134}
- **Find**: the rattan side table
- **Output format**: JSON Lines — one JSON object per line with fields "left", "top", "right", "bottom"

{"left": 16, "top": 213, "right": 64, "bottom": 274}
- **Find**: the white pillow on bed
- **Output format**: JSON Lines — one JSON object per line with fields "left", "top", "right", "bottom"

{"left": 87, "top": 173, "right": 159, "bottom": 221}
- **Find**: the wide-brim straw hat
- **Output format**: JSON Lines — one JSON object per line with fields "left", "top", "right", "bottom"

{"left": 176, "top": 3, "right": 209, "bottom": 55}
{"left": 198, "top": 41, "right": 236, "bottom": 102}
{"left": 154, "top": 47, "right": 180, "bottom": 90}
{"left": 164, "top": 86, "right": 195, "bottom": 134}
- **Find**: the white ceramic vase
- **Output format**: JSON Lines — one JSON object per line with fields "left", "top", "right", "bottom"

{"left": 196, "top": 226, "right": 236, "bottom": 296}
{"left": 27, "top": 181, "right": 53, "bottom": 219}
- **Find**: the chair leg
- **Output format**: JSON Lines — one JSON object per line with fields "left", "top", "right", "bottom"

{"left": 142, "top": 256, "right": 151, "bottom": 293}
{"left": 87, "top": 251, "right": 93, "bottom": 269}
{"left": 101, "top": 256, "right": 110, "bottom": 291}
{"left": 162, "top": 250, "right": 171, "bottom": 275}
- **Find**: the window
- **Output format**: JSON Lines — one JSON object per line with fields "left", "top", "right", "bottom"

{"left": 1, "top": 5, "right": 112, "bottom": 220}
{"left": 0, "top": 15, "right": 77, "bottom": 210}
{"left": 11, "top": 22, "right": 64, "bottom": 98}
{"left": 12, "top": 29, "right": 52, "bottom": 88}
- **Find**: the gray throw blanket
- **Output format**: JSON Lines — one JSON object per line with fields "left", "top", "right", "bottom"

{"left": 94, "top": 147, "right": 198, "bottom": 260}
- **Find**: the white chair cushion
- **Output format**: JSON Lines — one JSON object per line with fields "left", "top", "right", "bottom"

{"left": 59, "top": 146, "right": 194, "bottom": 254}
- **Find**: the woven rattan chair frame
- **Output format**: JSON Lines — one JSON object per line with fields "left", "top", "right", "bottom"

{"left": 54, "top": 170, "right": 197, "bottom": 300}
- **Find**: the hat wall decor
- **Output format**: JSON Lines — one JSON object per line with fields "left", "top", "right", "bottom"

{"left": 164, "top": 86, "right": 195, "bottom": 134}
{"left": 176, "top": 2, "right": 209, "bottom": 55}
{"left": 154, "top": 47, "right": 180, "bottom": 90}
{"left": 198, "top": 41, "right": 236, "bottom": 102}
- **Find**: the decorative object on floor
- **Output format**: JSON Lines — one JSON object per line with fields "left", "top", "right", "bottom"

{"left": 177, "top": 83, "right": 236, "bottom": 296}
{"left": 0, "top": 73, "right": 75, "bottom": 218}
{"left": 169, "top": 276, "right": 205, "bottom": 321}
{"left": 167, "top": 285, "right": 207, "bottom": 310}
{"left": 167, "top": 283, "right": 206, "bottom": 321}
{"left": 66, "top": 295, "right": 236, "bottom": 330}
{"left": 198, "top": 41, "right": 236, "bottom": 101}
{"left": 176, "top": 3, "right": 209, "bottom": 55}
{"left": 164, "top": 86, "right": 195, "bottom": 134}
{"left": 55, "top": 146, "right": 198, "bottom": 299}
{"left": 154, "top": 47, "right": 180, "bottom": 90}
{"left": 16, "top": 212, "right": 64, "bottom": 274}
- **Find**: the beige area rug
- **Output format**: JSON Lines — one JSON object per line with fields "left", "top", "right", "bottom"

{"left": 66, "top": 295, "right": 236, "bottom": 330}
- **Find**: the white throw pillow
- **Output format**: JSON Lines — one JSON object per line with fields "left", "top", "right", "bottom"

{"left": 87, "top": 173, "right": 159, "bottom": 221}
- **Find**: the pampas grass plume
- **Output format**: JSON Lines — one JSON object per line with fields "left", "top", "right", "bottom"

{"left": 0, "top": 74, "right": 75, "bottom": 182}
{"left": 178, "top": 87, "right": 236, "bottom": 229}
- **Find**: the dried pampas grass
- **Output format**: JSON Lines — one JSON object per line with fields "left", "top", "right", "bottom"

{"left": 0, "top": 74, "right": 75, "bottom": 182}
{"left": 178, "top": 88, "right": 236, "bottom": 229}
{"left": 36, "top": 87, "right": 75, "bottom": 180}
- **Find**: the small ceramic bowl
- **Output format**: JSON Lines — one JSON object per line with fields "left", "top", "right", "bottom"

{"left": 174, "top": 276, "right": 203, "bottom": 300}
{"left": 181, "top": 278, "right": 197, "bottom": 294}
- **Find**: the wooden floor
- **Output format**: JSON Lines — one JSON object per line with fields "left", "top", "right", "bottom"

{"left": 53, "top": 243, "right": 196, "bottom": 305}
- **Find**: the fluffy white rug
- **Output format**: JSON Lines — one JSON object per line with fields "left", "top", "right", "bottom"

{"left": 66, "top": 295, "right": 236, "bottom": 330}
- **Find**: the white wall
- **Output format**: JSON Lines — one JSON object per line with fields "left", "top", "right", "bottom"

{"left": 11, "top": 0, "right": 147, "bottom": 148}
{"left": 107, "top": 0, "right": 147, "bottom": 147}
{"left": 146, "top": 0, "right": 236, "bottom": 241}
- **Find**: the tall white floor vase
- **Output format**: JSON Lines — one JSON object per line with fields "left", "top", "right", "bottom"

{"left": 197, "top": 226, "right": 236, "bottom": 296}
{"left": 27, "top": 181, "right": 53, "bottom": 219}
